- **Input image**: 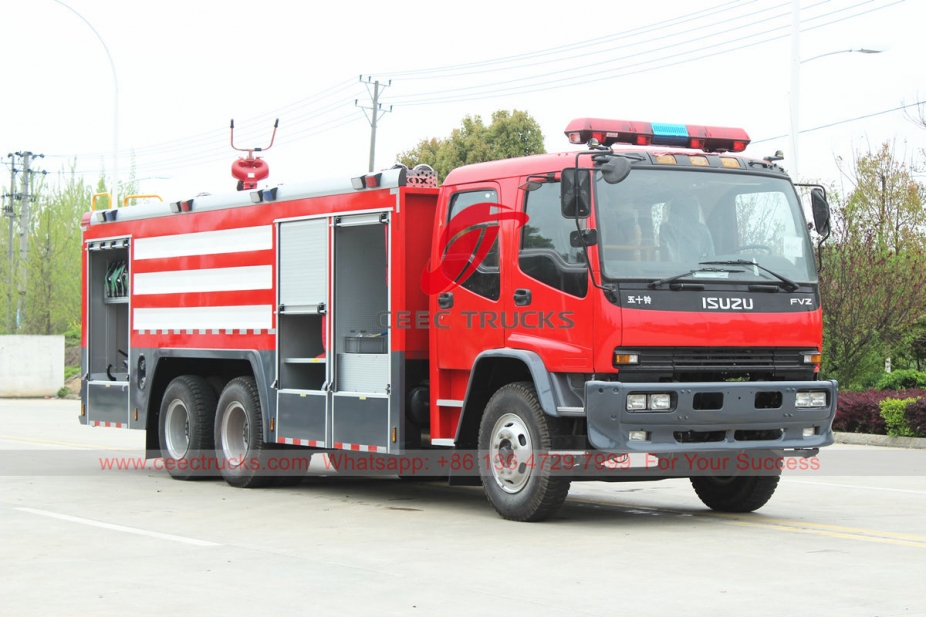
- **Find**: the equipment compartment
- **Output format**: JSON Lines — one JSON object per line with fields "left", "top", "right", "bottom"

{"left": 86, "top": 240, "right": 130, "bottom": 381}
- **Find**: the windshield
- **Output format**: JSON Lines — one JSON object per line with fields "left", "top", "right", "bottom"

{"left": 595, "top": 168, "right": 817, "bottom": 283}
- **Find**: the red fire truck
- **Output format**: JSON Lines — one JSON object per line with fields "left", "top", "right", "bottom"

{"left": 81, "top": 118, "right": 837, "bottom": 521}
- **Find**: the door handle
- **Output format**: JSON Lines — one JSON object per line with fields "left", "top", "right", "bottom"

{"left": 438, "top": 292, "right": 454, "bottom": 309}
{"left": 514, "top": 288, "right": 532, "bottom": 306}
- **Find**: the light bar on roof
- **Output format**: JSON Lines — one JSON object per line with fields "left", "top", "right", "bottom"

{"left": 564, "top": 118, "right": 750, "bottom": 153}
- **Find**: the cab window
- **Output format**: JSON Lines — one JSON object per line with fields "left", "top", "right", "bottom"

{"left": 446, "top": 189, "right": 500, "bottom": 300}
{"left": 519, "top": 182, "right": 588, "bottom": 297}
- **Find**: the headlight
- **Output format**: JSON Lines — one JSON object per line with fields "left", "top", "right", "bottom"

{"left": 796, "top": 391, "right": 827, "bottom": 408}
{"left": 648, "top": 394, "right": 671, "bottom": 410}
{"left": 627, "top": 393, "right": 673, "bottom": 412}
{"left": 627, "top": 394, "right": 648, "bottom": 411}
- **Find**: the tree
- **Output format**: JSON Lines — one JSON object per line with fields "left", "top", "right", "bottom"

{"left": 18, "top": 171, "right": 92, "bottom": 334}
{"left": 837, "top": 142, "right": 926, "bottom": 252}
{"left": 0, "top": 163, "right": 139, "bottom": 335}
{"left": 820, "top": 142, "right": 926, "bottom": 388}
{"left": 397, "top": 109, "right": 545, "bottom": 181}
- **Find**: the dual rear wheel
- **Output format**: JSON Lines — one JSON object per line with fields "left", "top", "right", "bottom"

{"left": 158, "top": 375, "right": 308, "bottom": 487}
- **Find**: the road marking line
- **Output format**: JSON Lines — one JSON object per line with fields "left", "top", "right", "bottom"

{"left": 16, "top": 507, "right": 220, "bottom": 547}
{"left": 711, "top": 513, "right": 926, "bottom": 541}
{"left": 0, "top": 434, "right": 134, "bottom": 451}
{"left": 730, "top": 519, "right": 926, "bottom": 548}
{"left": 787, "top": 480, "right": 926, "bottom": 496}
{"left": 568, "top": 496, "right": 926, "bottom": 547}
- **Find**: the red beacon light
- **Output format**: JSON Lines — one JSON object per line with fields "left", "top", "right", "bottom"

{"left": 230, "top": 118, "right": 279, "bottom": 191}
{"left": 564, "top": 118, "right": 750, "bottom": 153}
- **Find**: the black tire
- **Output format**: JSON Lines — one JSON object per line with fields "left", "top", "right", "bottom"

{"left": 270, "top": 445, "right": 312, "bottom": 487}
{"left": 478, "top": 382, "right": 571, "bottom": 522}
{"left": 205, "top": 375, "right": 227, "bottom": 399}
{"left": 158, "top": 375, "right": 218, "bottom": 481}
{"left": 690, "top": 474, "right": 780, "bottom": 512}
{"left": 214, "top": 376, "right": 273, "bottom": 488}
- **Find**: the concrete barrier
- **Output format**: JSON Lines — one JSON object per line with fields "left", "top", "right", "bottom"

{"left": 0, "top": 335, "right": 64, "bottom": 397}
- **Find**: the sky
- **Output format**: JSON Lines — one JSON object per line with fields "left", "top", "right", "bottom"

{"left": 1, "top": 0, "right": 924, "bottom": 204}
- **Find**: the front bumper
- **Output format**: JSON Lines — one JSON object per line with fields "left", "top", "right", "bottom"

{"left": 586, "top": 379, "right": 838, "bottom": 453}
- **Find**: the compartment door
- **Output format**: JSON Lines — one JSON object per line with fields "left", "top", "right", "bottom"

{"left": 329, "top": 214, "right": 395, "bottom": 453}
{"left": 276, "top": 217, "right": 330, "bottom": 446}
{"left": 85, "top": 239, "right": 131, "bottom": 427}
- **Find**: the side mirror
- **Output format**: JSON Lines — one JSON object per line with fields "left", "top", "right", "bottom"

{"left": 600, "top": 157, "right": 632, "bottom": 185}
{"left": 561, "top": 168, "right": 591, "bottom": 218}
{"left": 810, "top": 187, "right": 831, "bottom": 237}
{"left": 570, "top": 228, "right": 598, "bottom": 248}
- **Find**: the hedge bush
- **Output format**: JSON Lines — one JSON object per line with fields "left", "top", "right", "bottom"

{"left": 906, "top": 397, "right": 926, "bottom": 437}
{"left": 874, "top": 369, "right": 926, "bottom": 391}
{"left": 878, "top": 397, "right": 918, "bottom": 437}
{"left": 833, "top": 389, "right": 926, "bottom": 437}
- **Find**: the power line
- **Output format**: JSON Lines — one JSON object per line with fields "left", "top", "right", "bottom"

{"left": 388, "top": 0, "right": 899, "bottom": 106}
{"left": 44, "top": 1, "right": 782, "bottom": 165}
{"left": 752, "top": 100, "right": 926, "bottom": 143}
{"left": 134, "top": 0, "right": 887, "bottom": 165}
{"left": 32, "top": 0, "right": 903, "bottom": 178}
{"left": 372, "top": 0, "right": 757, "bottom": 80}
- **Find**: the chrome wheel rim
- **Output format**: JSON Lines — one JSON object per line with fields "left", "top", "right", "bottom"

{"left": 489, "top": 413, "right": 533, "bottom": 494}
{"left": 164, "top": 399, "right": 190, "bottom": 460}
{"left": 220, "top": 401, "right": 249, "bottom": 467}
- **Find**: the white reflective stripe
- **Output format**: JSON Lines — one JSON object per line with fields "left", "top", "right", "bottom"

{"left": 436, "top": 399, "right": 463, "bottom": 408}
{"left": 134, "top": 305, "right": 272, "bottom": 331}
{"left": 133, "top": 226, "right": 272, "bottom": 260}
{"left": 133, "top": 265, "right": 272, "bottom": 295}
{"left": 431, "top": 438, "right": 455, "bottom": 447}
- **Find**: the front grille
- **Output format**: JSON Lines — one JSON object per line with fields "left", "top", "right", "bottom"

{"left": 636, "top": 347, "right": 804, "bottom": 372}
{"left": 615, "top": 347, "right": 811, "bottom": 383}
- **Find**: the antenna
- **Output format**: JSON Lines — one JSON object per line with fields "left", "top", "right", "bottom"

{"left": 230, "top": 119, "right": 279, "bottom": 191}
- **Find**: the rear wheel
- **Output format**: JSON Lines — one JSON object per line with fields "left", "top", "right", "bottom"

{"left": 158, "top": 375, "right": 217, "bottom": 480}
{"left": 690, "top": 474, "right": 780, "bottom": 512}
{"left": 271, "top": 445, "right": 311, "bottom": 487}
{"left": 214, "top": 377, "right": 273, "bottom": 488}
{"left": 478, "top": 382, "right": 571, "bottom": 522}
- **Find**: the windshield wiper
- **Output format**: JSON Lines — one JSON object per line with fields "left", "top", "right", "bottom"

{"left": 648, "top": 267, "right": 744, "bottom": 289}
{"left": 700, "top": 260, "right": 799, "bottom": 291}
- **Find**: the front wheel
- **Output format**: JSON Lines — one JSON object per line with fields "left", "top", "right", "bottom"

{"left": 478, "top": 382, "right": 571, "bottom": 522}
{"left": 690, "top": 474, "right": 780, "bottom": 512}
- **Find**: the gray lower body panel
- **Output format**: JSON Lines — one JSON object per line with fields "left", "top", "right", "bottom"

{"left": 86, "top": 381, "right": 130, "bottom": 425}
{"left": 332, "top": 394, "right": 389, "bottom": 449}
{"left": 277, "top": 391, "right": 327, "bottom": 445}
{"left": 586, "top": 379, "right": 838, "bottom": 453}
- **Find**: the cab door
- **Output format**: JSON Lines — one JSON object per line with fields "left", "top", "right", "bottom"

{"left": 431, "top": 183, "right": 505, "bottom": 440}
{"left": 505, "top": 180, "right": 595, "bottom": 373}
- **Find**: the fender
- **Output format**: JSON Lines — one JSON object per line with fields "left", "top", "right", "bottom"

{"left": 453, "top": 348, "right": 560, "bottom": 449}
{"left": 139, "top": 348, "right": 275, "bottom": 455}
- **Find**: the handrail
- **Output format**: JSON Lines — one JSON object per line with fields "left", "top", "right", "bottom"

{"left": 123, "top": 194, "right": 163, "bottom": 207}
{"left": 91, "top": 192, "right": 112, "bottom": 211}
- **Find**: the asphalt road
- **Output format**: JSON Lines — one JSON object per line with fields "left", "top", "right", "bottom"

{"left": 1, "top": 398, "right": 925, "bottom": 616}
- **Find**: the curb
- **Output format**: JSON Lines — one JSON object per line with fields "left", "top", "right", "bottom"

{"left": 835, "top": 431, "right": 926, "bottom": 449}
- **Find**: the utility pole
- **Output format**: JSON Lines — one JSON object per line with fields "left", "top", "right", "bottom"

{"left": 19, "top": 152, "right": 32, "bottom": 294}
{"left": 3, "top": 153, "right": 17, "bottom": 333}
{"left": 356, "top": 76, "right": 393, "bottom": 172}
{"left": 9, "top": 151, "right": 45, "bottom": 331}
